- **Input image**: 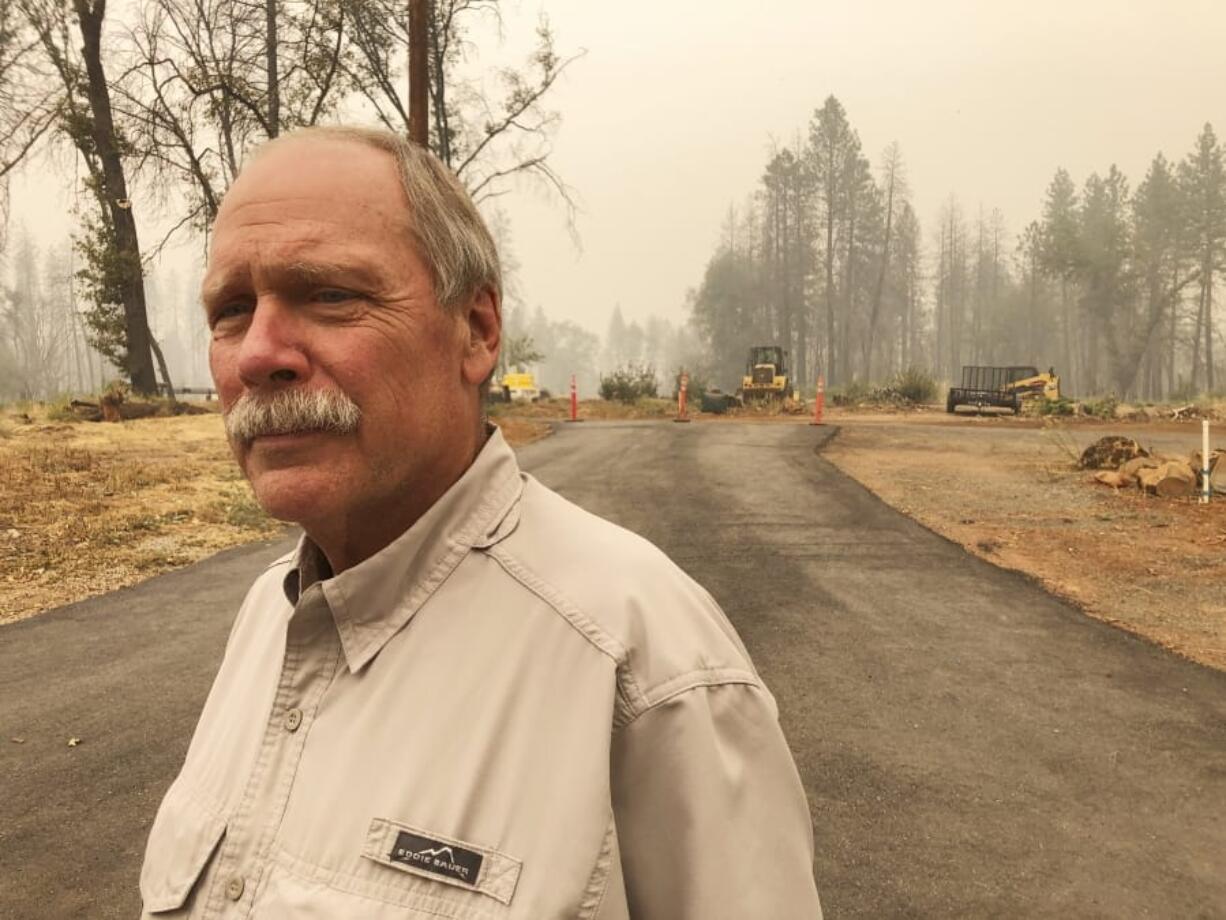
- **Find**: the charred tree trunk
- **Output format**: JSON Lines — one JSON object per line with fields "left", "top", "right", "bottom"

{"left": 408, "top": 0, "right": 429, "bottom": 147}
{"left": 1191, "top": 279, "right": 1206, "bottom": 391}
{"left": 265, "top": 0, "right": 280, "bottom": 136}
{"left": 1205, "top": 261, "right": 1215, "bottom": 393}
{"left": 865, "top": 171, "right": 895, "bottom": 382}
{"left": 824, "top": 181, "right": 837, "bottom": 386}
{"left": 73, "top": 0, "right": 158, "bottom": 396}
{"left": 149, "top": 334, "right": 177, "bottom": 404}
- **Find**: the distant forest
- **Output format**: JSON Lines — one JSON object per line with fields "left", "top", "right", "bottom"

{"left": 689, "top": 95, "right": 1226, "bottom": 400}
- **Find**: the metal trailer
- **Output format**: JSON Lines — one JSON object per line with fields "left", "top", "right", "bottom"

{"left": 946, "top": 365, "right": 1039, "bottom": 414}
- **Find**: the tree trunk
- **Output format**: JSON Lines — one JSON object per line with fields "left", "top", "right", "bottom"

{"left": 265, "top": 0, "right": 280, "bottom": 136}
{"left": 843, "top": 208, "right": 857, "bottom": 381}
{"left": 1167, "top": 267, "right": 1178, "bottom": 398}
{"left": 1191, "top": 278, "right": 1206, "bottom": 392}
{"left": 865, "top": 171, "right": 895, "bottom": 382}
{"left": 1060, "top": 279, "right": 1074, "bottom": 397}
{"left": 72, "top": 0, "right": 158, "bottom": 396}
{"left": 824, "top": 172, "right": 836, "bottom": 386}
{"left": 1205, "top": 262, "right": 1215, "bottom": 393}
{"left": 790, "top": 168, "right": 807, "bottom": 390}
{"left": 409, "top": 0, "right": 430, "bottom": 147}
{"left": 149, "top": 333, "right": 177, "bottom": 404}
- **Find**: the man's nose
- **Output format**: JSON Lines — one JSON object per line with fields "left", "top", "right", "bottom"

{"left": 235, "top": 299, "right": 311, "bottom": 387}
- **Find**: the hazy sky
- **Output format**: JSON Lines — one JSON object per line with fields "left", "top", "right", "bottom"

{"left": 9, "top": 0, "right": 1226, "bottom": 338}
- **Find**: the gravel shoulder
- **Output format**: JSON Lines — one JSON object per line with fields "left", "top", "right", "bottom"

{"left": 822, "top": 409, "right": 1226, "bottom": 670}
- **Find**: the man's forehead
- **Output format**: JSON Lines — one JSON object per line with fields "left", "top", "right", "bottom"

{"left": 214, "top": 140, "right": 409, "bottom": 235}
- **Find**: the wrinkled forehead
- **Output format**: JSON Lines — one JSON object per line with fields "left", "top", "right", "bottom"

{"left": 213, "top": 138, "right": 412, "bottom": 242}
{"left": 203, "top": 141, "right": 419, "bottom": 291}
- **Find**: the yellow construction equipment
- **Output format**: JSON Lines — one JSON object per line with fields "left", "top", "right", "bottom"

{"left": 1004, "top": 367, "right": 1061, "bottom": 403}
{"left": 739, "top": 345, "right": 792, "bottom": 402}
{"left": 946, "top": 366, "right": 1061, "bottom": 414}
{"left": 499, "top": 372, "right": 540, "bottom": 403}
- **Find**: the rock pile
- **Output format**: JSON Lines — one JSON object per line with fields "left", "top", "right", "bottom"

{"left": 1080, "top": 436, "right": 1225, "bottom": 498}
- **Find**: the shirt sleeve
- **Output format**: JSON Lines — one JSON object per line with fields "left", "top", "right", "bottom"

{"left": 610, "top": 680, "right": 823, "bottom": 920}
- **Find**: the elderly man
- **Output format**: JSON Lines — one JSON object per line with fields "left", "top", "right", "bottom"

{"left": 139, "top": 126, "right": 821, "bottom": 919}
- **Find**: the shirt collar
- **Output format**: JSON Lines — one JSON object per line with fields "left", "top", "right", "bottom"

{"left": 282, "top": 425, "right": 524, "bottom": 672}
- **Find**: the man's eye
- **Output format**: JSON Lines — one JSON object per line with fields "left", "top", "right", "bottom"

{"left": 211, "top": 304, "right": 250, "bottom": 327}
{"left": 315, "top": 289, "right": 356, "bottom": 304}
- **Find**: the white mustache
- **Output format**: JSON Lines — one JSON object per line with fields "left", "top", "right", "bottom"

{"left": 224, "top": 388, "right": 362, "bottom": 442}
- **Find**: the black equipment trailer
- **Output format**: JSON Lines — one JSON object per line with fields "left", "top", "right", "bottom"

{"left": 946, "top": 365, "right": 1038, "bottom": 414}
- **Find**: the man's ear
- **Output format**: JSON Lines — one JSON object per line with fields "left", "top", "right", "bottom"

{"left": 460, "top": 286, "right": 501, "bottom": 387}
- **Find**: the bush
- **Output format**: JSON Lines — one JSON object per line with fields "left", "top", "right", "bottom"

{"left": 829, "top": 380, "right": 870, "bottom": 407}
{"left": 599, "top": 363, "right": 659, "bottom": 403}
{"left": 892, "top": 367, "right": 938, "bottom": 404}
{"left": 1036, "top": 397, "right": 1075, "bottom": 416}
{"left": 1082, "top": 394, "right": 1119, "bottom": 419}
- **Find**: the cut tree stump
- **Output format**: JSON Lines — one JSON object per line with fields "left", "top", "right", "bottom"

{"left": 1137, "top": 461, "right": 1197, "bottom": 498}
{"left": 1120, "top": 456, "right": 1163, "bottom": 478}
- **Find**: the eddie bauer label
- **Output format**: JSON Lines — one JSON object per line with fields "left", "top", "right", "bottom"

{"left": 389, "top": 830, "right": 484, "bottom": 886}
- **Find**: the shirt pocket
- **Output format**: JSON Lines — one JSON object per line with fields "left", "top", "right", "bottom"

{"left": 361, "top": 817, "right": 522, "bottom": 906}
{"left": 259, "top": 818, "right": 522, "bottom": 920}
{"left": 139, "top": 785, "right": 227, "bottom": 914}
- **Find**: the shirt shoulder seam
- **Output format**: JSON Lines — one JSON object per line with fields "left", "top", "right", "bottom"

{"left": 484, "top": 545, "right": 649, "bottom": 718}
{"left": 620, "top": 668, "right": 764, "bottom": 729}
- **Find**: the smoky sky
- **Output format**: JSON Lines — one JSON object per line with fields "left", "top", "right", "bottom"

{"left": 10, "top": 0, "right": 1226, "bottom": 336}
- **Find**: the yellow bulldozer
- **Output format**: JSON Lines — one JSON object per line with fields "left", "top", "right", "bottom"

{"left": 739, "top": 345, "right": 793, "bottom": 402}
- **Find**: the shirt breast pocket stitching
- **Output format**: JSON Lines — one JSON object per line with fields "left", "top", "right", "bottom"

{"left": 270, "top": 844, "right": 505, "bottom": 920}
{"left": 139, "top": 786, "right": 227, "bottom": 913}
{"left": 362, "top": 817, "right": 522, "bottom": 907}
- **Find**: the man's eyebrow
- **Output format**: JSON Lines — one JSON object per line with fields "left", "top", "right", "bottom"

{"left": 282, "top": 260, "right": 381, "bottom": 287}
{"left": 200, "top": 260, "right": 383, "bottom": 306}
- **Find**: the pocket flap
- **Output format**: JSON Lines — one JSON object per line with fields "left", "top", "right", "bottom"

{"left": 139, "top": 786, "right": 227, "bottom": 913}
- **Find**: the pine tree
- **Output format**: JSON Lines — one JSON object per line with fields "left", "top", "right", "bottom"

{"left": 1178, "top": 123, "right": 1226, "bottom": 393}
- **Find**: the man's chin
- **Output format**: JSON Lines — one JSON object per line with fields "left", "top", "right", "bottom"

{"left": 245, "top": 468, "right": 343, "bottom": 525}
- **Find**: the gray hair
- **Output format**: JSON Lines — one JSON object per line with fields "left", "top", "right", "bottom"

{"left": 254, "top": 126, "right": 502, "bottom": 310}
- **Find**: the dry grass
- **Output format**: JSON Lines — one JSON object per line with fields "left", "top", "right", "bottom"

{"left": 489, "top": 415, "right": 553, "bottom": 446}
{"left": 1, "top": 403, "right": 551, "bottom": 624}
{"left": 0, "top": 405, "right": 281, "bottom": 624}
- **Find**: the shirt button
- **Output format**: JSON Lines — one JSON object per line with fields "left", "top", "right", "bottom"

{"left": 285, "top": 708, "right": 303, "bottom": 732}
{"left": 225, "top": 876, "right": 245, "bottom": 901}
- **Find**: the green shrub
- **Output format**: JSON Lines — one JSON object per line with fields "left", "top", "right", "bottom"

{"left": 1036, "top": 397, "right": 1075, "bottom": 416}
{"left": 1082, "top": 394, "right": 1119, "bottom": 419}
{"left": 891, "top": 367, "right": 938, "bottom": 404}
{"left": 599, "top": 363, "right": 659, "bottom": 403}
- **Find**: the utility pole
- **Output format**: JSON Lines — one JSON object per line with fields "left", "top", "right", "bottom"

{"left": 408, "top": 0, "right": 429, "bottom": 146}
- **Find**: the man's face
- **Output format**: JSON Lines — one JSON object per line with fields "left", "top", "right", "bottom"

{"left": 202, "top": 139, "right": 496, "bottom": 537}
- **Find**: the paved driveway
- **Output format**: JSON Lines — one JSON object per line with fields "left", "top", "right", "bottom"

{"left": 2, "top": 421, "right": 1224, "bottom": 918}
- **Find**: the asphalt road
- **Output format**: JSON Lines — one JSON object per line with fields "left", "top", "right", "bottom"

{"left": 3, "top": 421, "right": 1225, "bottom": 918}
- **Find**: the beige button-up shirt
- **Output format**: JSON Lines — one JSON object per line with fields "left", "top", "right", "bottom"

{"left": 139, "top": 428, "right": 821, "bottom": 919}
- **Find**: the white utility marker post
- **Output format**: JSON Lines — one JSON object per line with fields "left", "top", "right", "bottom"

{"left": 1202, "top": 419, "right": 1211, "bottom": 504}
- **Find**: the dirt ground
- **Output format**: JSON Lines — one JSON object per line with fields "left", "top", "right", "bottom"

{"left": 821, "top": 408, "right": 1226, "bottom": 671}
{"left": 0, "top": 405, "right": 552, "bottom": 624}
